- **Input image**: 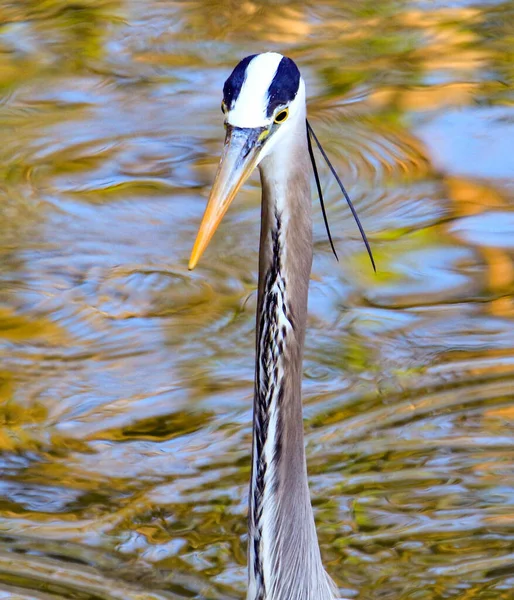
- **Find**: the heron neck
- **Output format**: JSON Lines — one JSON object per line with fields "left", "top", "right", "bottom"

{"left": 247, "top": 121, "right": 334, "bottom": 600}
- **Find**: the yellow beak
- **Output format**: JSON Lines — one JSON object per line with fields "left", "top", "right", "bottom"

{"left": 189, "top": 125, "right": 267, "bottom": 270}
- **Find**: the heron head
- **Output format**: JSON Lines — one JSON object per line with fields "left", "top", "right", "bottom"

{"left": 189, "top": 53, "right": 304, "bottom": 269}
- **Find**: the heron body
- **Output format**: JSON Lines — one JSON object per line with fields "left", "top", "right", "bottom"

{"left": 190, "top": 53, "right": 337, "bottom": 600}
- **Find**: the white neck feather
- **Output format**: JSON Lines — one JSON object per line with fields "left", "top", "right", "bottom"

{"left": 247, "top": 110, "right": 337, "bottom": 600}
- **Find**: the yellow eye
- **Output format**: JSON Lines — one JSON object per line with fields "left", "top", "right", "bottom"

{"left": 274, "top": 108, "right": 289, "bottom": 124}
{"left": 221, "top": 101, "right": 227, "bottom": 114}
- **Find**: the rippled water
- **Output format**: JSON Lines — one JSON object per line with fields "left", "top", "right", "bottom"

{"left": 1, "top": 0, "right": 513, "bottom": 598}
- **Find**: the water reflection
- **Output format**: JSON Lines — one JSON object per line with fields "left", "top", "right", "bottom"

{"left": 0, "top": 0, "right": 513, "bottom": 598}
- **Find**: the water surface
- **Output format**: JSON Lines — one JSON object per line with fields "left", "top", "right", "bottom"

{"left": 0, "top": 0, "right": 513, "bottom": 598}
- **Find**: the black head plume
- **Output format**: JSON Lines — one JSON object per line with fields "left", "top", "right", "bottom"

{"left": 306, "top": 119, "right": 376, "bottom": 272}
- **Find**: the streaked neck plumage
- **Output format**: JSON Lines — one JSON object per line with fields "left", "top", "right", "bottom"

{"left": 247, "top": 106, "right": 336, "bottom": 600}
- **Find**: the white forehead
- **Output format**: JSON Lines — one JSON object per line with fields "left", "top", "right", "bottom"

{"left": 227, "top": 53, "right": 285, "bottom": 128}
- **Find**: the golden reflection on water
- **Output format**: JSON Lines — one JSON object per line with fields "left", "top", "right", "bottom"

{"left": 0, "top": 0, "right": 513, "bottom": 598}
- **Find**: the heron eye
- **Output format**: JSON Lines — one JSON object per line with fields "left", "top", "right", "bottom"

{"left": 221, "top": 101, "right": 227, "bottom": 114}
{"left": 274, "top": 108, "right": 289, "bottom": 124}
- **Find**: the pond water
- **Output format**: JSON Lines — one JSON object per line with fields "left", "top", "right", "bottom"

{"left": 0, "top": 0, "right": 513, "bottom": 598}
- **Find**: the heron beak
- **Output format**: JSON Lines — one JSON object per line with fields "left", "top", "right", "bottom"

{"left": 189, "top": 125, "right": 267, "bottom": 270}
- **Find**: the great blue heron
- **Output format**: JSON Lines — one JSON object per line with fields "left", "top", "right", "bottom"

{"left": 189, "top": 52, "right": 374, "bottom": 600}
